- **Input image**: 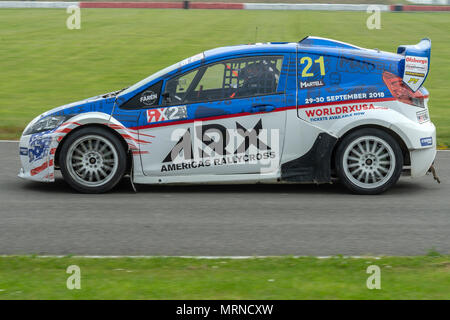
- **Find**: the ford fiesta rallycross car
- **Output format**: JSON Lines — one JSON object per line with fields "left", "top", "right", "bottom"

{"left": 19, "top": 36, "right": 436, "bottom": 194}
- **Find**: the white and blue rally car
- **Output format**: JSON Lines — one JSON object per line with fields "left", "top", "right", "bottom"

{"left": 19, "top": 37, "right": 436, "bottom": 194}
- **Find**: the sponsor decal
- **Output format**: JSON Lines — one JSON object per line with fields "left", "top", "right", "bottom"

{"left": 337, "top": 57, "right": 374, "bottom": 74}
{"left": 406, "top": 56, "right": 428, "bottom": 65}
{"left": 299, "top": 80, "right": 325, "bottom": 89}
{"left": 146, "top": 105, "right": 188, "bottom": 123}
{"left": 335, "top": 56, "right": 396, "bottom": 75}
{"left": 304, "top": 103, "right": 388, "bottom": 122}
{"left": 140, "top": 90, "right": 158, "bottom": 106}
{"left": 405, "top": 71, "right": 425, "bottom": 78}
{"left": 161, "top": 120, "right": 279, "bottom": 173}
{"left": 304, "top": 91, "right": 385, "bottom": 105}
{"left": 179, "top": 52, "right": 204, "bottom": 67}
{"left": 28, "top": 134, "right": 52, "bottom": 163}
{"left": 19, "top": 147, "right": 28, "bottom": 156}
{"left": 408, "top": 77, "right": 419, "bottom": 85}
{"left": 403, "top": 55, "right": 429, "bottom": 91}
{"left": 420, "top": 136, "right": 433, "bottom": 147}
{"left": 416, "top": 110, "right": 430, "bottom": 124}
{"left": 161, "top": 151, "right": 276, "bottom": 172}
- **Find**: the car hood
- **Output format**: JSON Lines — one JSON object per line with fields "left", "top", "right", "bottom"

{"left": 23, "top": 91, "right": 119, "bottom": 135}
{"left": 40, "top": 90, "right": 121, "bottom": 119}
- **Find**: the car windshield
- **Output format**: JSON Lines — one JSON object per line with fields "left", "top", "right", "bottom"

{"left": 119, "top": 52, "right": 204, "bottom": 97}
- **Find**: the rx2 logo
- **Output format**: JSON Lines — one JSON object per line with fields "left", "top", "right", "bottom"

{"left": 147, "top": 105, "right": 188, "bottom": 123}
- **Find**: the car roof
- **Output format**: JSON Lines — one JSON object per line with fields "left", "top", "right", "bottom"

{"left": 119, "top": 37, "right": 401, "bottom": 99}
{"left": 203, "top": 42, "right": 297, "bottom": 61}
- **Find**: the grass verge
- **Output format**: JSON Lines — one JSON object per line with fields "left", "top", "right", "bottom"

{"left": 0, "top": 255, "right": 448, "bottom": 299}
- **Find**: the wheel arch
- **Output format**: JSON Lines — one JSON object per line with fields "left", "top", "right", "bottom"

{"left": 331, "top": 124, "right": 411, "bottom": 174}
{"left": 54, "top": 123, "right": 132, "bottom": 171}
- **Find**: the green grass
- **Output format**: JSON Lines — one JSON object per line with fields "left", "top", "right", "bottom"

{"left": 0, "top": 255, "right": 448, "bottom": 299}
{"left": 0, "top": 9, "right": 449, "bottom": 146}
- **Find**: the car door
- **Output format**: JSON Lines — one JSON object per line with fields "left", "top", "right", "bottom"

{"left": 295, "top": 49, "right": 329, "bottom": 121}
{"left": 137, "top": 55, "right": 288, "bottom": 179}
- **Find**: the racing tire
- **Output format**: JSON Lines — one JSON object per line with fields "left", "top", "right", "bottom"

{"left": 59, "top": 126, "right": 127, "bottom": 193}
{"left": 335, "top": 128, "right": 403, "bottom": 195}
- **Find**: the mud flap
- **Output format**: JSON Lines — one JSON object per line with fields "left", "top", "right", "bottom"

{"left": 281, "top": 132, "right": 337, "bottom": 183}
{"left": 429, "top": 162, "right": 441, "bottom": 184}
{"left": 129, "top": 151, "right": 137, "bottom": 193}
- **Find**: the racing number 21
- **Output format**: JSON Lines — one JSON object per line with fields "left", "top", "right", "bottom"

{"left": 300, "top": 56, "right": 325, "bottom": 77}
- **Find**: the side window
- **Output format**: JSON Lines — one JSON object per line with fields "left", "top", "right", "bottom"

{"left": 163, "top": 56, "right": 283, "bottom": 105}
{"left": 120, "top": 81, "right": 163, "bottom": 109}
{"left": 196, "top": 64, "right": 225, "bottom": 91}
{"left": 165, "top": 69, "right": 199, "bottom": 104}
{"left": 224, "top": 56, "right": 283, "bottom": 98}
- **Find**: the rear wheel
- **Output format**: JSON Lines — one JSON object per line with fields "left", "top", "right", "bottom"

{"left": 59, "top": 126, "right": 127, "bottom": 193}
{"left": 335, "top": 128, "right": 403, "bottom": 194}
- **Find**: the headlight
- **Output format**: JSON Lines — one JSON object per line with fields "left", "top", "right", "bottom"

{"left": 23, "top": 115, "right": 71, "bottom": 135}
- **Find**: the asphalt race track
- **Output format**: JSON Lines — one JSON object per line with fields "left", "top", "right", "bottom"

{"left": 0, "top": 141, "right": 448, "bottom": 256}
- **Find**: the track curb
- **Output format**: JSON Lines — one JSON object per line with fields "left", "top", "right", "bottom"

{"left": 1, "top": 1, "right": 450, "bottom": 11}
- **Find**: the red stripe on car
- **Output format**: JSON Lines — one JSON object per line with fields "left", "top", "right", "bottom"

{"left": 130, "top": 97, "right": 395, "bottom": 131}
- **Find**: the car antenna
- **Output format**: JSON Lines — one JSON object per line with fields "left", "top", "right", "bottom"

{"left": 255, "top": 26, "right": 258, "bottom": 43}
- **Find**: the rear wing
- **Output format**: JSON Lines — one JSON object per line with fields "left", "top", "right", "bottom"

{"left": 397, "top": 38, "right": 431, "bottom": 92}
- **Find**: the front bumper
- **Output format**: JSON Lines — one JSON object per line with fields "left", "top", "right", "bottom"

{"left": 18, "top": 132, "right": 58, "bottom": 182}
{"left": 18, "top": 118, "right": 84, "bottom": 182}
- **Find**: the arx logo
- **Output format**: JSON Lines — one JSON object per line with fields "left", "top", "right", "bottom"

{"left": 163, "top": 120, "right": 271, "bottom": 163}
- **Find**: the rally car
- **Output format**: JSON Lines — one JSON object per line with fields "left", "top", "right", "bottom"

{"left": 19, "top": 36, "right": 436, "bottom": 194}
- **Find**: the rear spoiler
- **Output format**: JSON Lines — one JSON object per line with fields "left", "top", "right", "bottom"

{"left": 397, "top": 38, "right": 431, "bottom": 92}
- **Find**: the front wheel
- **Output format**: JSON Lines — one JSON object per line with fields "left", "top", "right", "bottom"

{"left": 335, "top": 128, "right": 403, "bottom": 195}
{"left": 59, "top": 126, "right": 127, "bottom": 193}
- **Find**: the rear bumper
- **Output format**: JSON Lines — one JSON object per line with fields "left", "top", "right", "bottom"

{"left": 407, "top": 121, "right": 436, "bottom": 178}
{"left": 410, "top": 145, "right": 436, "bottom": 178}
